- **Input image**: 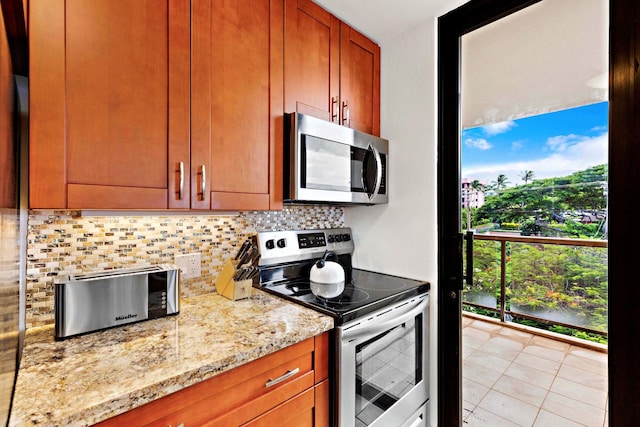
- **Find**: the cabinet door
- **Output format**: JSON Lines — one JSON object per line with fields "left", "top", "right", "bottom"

{"left": 29, "top": 0, "right": 190, "bottom": 209}
{"left": 192, "top": 0, "right": 283, "bottom": 211}
{"left": 339, "top": 23, "right": 381, "bottom": 136}
{"left": 284, "top": 0, "right": 340, "bottom": 122}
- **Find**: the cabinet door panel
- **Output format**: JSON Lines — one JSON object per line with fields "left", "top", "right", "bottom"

{"left": 284, "top": 0, "right": 340, "bottom": 122}
{"left": 193, "top": 0, "right": 279, "bottom": 211}
{"left": 29, "top": 0, "right": 66, "bottom": 207}
{"left": 30, "top": 0, "right": 190, "bottom": 209}
{"left": 65, "top": 0, "right": 167, "bottom": 189}
{"left": 340, "top": 23, "right": 380, "bottom": 136}
{"left": 210, "top": 0, "right": 269, "bottom": 195}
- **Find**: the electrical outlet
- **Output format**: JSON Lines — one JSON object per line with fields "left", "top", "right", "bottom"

{"left": 175, "top": 253, "right": 201, "bottom": 279}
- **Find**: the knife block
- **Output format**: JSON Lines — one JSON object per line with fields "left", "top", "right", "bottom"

{"left": 215, "top": 259, "right": 252, "bottom": 301}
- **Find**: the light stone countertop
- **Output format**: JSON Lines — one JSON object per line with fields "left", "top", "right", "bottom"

{"left": 10, "top": 290, "right": 334, "bottom": 427}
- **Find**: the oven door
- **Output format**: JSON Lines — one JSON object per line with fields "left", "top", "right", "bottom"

{"left": 337, "top": 294, "right": 429, "bottom": 427}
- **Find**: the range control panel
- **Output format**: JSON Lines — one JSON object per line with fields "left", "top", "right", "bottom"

{"left": 297, "top": 232, "right": 325, "bottom": 248}
{"left": 257, "top": 228, "right": 354, "bottom": 266}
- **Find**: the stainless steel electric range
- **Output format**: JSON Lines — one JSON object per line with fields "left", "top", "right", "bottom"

{"left": 256, "top": 228, "right": 430, "bottom": 427}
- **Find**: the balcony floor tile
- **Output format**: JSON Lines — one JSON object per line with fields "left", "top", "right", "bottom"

{"left": 463, "top": 315, "right": 608, "bottom": 427}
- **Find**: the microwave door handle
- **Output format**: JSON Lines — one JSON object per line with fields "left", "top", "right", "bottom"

{"left": 371, "top": 145, "right": 383, "bottom": 197}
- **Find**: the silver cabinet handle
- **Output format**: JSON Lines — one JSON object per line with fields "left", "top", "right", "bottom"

{"left": 178, "top": 162, "right": 184, "bottom": 200}
{"left": 265, "top": 367, "right": 300, "bottom": 388}
{"left": 342, "top": 101, "right": 350, "bottom": 126}
{"left": 199, "top": 164, "right": 206, "bottom": 200}
{"left": 331, "top": 96, "right": 338, "bottom": 122}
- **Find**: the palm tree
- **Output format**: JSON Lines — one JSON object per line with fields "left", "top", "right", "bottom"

{"left": 519, "top": 170, "right": 534, "bottom": 185}
{"left": 493, "top": 174, "right": 510, "bottom": 192}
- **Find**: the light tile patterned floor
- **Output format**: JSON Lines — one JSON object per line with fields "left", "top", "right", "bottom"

{"left": 462, "top": 315, "right": 608, "bottom": 427}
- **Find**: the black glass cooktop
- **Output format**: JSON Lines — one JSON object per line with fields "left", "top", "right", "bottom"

{"left": 258, "top": 268, "right": 430, "bottom": 325}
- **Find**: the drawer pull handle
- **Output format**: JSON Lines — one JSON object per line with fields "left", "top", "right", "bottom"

{"left": 265, "top": 367, "right": 300, "bottom": 388}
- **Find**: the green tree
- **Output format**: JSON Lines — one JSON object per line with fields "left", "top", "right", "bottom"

{"left": 493, "top": 174, "right": 510, "bottom": 191}
{"left": 520, "top": 170, "right": 535, "bottom": 185}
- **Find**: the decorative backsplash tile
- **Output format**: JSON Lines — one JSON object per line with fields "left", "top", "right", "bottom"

{"left": 26, "top": 206, "right": 344, "bottom": 329}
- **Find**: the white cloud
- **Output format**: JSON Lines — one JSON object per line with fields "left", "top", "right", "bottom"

{"left": 463, "top": 133, "right": 608, "bottom": 185}
{"left": 482, "top": 120, "right": 516, "bottom": 136}
{"left": 465, "top": 138, "right": 492, "bottom": 150}
{"left": 511, "top": 140, "right": 524, "bottom": 151}
{"left": 546, "top": 134, "right": 584, "bottom": 152}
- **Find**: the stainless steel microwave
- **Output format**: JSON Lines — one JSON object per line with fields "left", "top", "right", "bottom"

{"left": 284, "top": 113, "right": 388, "bottom": 205}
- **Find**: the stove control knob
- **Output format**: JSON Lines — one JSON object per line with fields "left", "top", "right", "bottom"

{"left": 328, "top": 235, "right": 335, "bottom": 243}
{"left": 334, "top": 234, "right": 343, "bottom": 242}
{"left": 265, "top": 239, "right": 275, "bottom": 250}
{"left": 277, "top": 238, "right": 287, "bottom": 248}
{"left": 342, "top": 234, "right": 351, "bottom": 242}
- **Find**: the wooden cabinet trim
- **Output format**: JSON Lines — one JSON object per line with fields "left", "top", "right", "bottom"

{"left": 269, "top": 0, "right": 284, "bottom": 210}
{"left": 295, "top": 0, "right": 332, "bottom": 27}
{"left": 67, "top": 184, "right": 167, "bottom": 210}
{"left": 210, "top": 191, "right": 270, "bottom": 211}
{"left": 314, "top": 379, "right": 330, "bottom": 427}
{"left": 189, "top": 0, "right": 212, "bottom": 210}
{"left": 314, "top": 332, "right": 329, "bottom": 383}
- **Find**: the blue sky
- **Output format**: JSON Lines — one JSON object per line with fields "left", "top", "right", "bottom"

{"left": 461, "top": 101, "right": 608, "bottom": 186}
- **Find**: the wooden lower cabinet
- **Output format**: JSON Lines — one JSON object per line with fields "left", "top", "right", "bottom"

{"left": 95, "top": 333, "right": 329, "bottom": 427}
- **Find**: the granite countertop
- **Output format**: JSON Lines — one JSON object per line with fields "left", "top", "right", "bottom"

{"left": 10, "top": 290, "right": 334, "bottom": 427}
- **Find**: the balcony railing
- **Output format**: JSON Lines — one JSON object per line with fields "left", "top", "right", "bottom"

{"left": 462, "top": 233, "right": 608, "bottom": 338}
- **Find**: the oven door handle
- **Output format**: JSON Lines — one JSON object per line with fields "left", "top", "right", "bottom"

{"left": 341, "top": 296, "right": 428, "bottom": 343}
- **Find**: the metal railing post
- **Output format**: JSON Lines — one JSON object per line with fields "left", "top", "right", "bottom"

{"left": 500, "top": 240, "right": 507, "bottom": 322}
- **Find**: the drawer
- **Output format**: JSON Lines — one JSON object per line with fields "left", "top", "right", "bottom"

{"left": 96, "top": 337, "right": 316, "bottom": 426}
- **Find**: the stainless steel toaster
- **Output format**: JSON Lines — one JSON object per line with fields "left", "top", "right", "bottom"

{"left": 54, "top": 264, "right": 179, "bottom": 340}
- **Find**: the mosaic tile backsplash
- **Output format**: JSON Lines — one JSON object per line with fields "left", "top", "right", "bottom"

{"left": 26, "top": 205, "right": 343, "bottom": 329}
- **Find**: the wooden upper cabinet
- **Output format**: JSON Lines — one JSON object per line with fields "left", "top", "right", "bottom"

{"left": 191, "top": 0, "right": 283, "bottom": 211}
{"left": 339, "top": 23, "right": 381, "bottom": 136}
{"left": 29, "top": 0, "right": 190, "bottom": 209}
{"left": 283, "top": 0, "right": 340, "bottom": 123}
{"left": 284, "top": 0, "right": 380, "bottom": 135}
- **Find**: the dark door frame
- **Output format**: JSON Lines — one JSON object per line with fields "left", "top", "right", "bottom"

{"left": 437, "top": 0, "right": 638, "bottom": 425}
{"left": 608, "top": 0, "right": 640, "bottom": 424}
